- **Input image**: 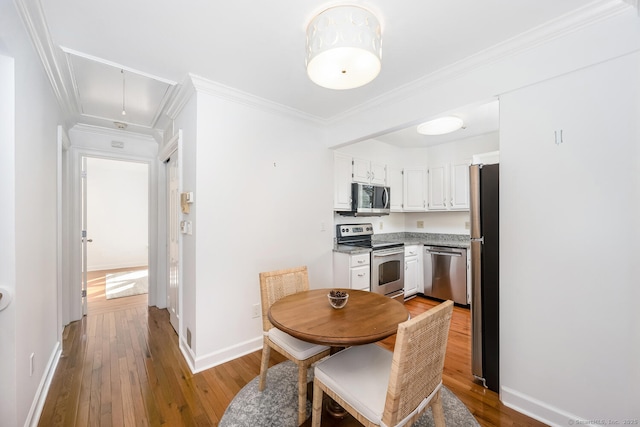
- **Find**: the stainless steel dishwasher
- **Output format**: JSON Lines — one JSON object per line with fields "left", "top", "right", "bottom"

{"left": 423, "top": 246, "right": 467, "bottom": 305}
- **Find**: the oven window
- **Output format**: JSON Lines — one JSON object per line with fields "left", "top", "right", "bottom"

{"left": 378, "top": 260, "right": 401, "bottom": 285}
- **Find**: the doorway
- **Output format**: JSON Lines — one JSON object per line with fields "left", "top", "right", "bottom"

{"left": 83, "top": 157, "right": 149, "bottom": 314}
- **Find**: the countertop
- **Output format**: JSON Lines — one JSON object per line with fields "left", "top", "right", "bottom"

{"left": 334, "top": 232, "right": 470, "bottom": 254}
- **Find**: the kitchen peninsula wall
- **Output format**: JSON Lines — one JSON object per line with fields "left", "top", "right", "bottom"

{"left": 333, "top": 131, "right": 499, "bottom": 234}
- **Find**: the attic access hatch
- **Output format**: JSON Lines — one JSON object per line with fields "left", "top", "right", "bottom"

{"left": 63, "top": 48, "right": 177, "bottom": 131}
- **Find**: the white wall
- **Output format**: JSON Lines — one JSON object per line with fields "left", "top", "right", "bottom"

{"left": 499, "top": 51, "right": 640, "bottom": 424}
{"left": 86, "top": 157, "right": 148, "bottom": 271}
{"left": 170, "top": 83, "right": 334, "bottom": 371}
{"left": 0, "top": 3, "right": 64, "bottom": 425}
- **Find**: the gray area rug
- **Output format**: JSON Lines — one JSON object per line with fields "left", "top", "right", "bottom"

{"left": 105, "top": 269, "right": 148, "bottom": 299}
{"left": 220, "top": 360, "right": 480, "bottom": 427}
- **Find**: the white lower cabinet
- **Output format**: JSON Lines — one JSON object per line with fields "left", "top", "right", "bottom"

{"left": 333, "top": 251, "right": 371, "bottom": 291}
{"left": 404, "top": 245, "right": 422, "bottom": 298}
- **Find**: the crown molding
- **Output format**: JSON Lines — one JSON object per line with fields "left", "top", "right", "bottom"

{"left": 326, "top": 0, "right": 634, "bottom": 124}
{"left": 163, "top": 73, "right": 326, "bottom": 126}
{"left": 188, "top": 74, "right": 326, "bottom": 126}
{"left": 13, "top": 0, "right": 78, "bottom": 117}
{"left": 163, "top": 74, "right": 196, "bottom": 120}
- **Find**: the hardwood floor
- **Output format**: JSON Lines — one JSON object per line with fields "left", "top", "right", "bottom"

{"left": 39, "top": 277, "right": 546, "bottom": 426}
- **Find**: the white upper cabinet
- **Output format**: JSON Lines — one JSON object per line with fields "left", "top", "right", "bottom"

{"left": 427, "top": 165, "right": 447, "bottom": 210}
{"left": 334, "top": 152, "right": 353, "bottom": 210}
{"left": 450, "top": 162, "right": 470, "bottom": 210}
{"left": 427, "top": 162, "right": 470, "bottom": 211}
{"left": 403, "top": 168, "right": 427, "bottom": 211}
{"left": 353, "top": 157, "right": 386, "bottom": 185}
{"left": 387, "top": 167, "right": 404, "bottom": 212}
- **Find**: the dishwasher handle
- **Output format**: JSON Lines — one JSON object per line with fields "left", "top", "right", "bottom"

{"left": 425, "top": 247, "right": 463, "bottom": 257}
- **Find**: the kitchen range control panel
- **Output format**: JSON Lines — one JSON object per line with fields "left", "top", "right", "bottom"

{"left": 336, "top": 223, "right": 374, "bottom": 238}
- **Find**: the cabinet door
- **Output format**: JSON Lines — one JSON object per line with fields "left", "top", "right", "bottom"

{"left": 403, "top": 168, "right": 427, "bottom": 211}
{"left": 350, "top": 265, "right": 370, "bottom": 291}
{"left": 404, "top": 256, "right": 419, "bottom": 297}
{"left": 450, "top": 162, "right": 470, "bottom": 210}
{"left": 334, "top": 152, "right": 353, "bottom": 210}
{"left": 352, "top": 157, "right": 371, "bottom": 183}
{"left": 370, "top": 162, "right": 387, "bottom": 185}
{"left": 428, "top": 165, "right": 447, "bottom": 210}
{"left": 387, "top": 167, "right": 403, "bottom": 212}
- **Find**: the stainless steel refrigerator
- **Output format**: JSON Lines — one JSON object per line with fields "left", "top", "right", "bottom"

{"left": 469, "top": 163, "right": 499, "bottom": 392}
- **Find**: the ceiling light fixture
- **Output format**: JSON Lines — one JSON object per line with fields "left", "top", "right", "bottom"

{"left": 417, "top": 116, "right": 465, "bottom": 135}
{"left": 121, "top": 69, "right": 126, "bottom": 116}
{"left": 305, "top": 5, "right": 382, "bottom": 90}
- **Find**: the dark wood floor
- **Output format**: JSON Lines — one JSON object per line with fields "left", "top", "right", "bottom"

{"left": 39, "top": 273, "right": 546, "bottom": 426}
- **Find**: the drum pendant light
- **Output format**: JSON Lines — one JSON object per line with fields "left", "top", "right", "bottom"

{"left": 305, "top": 5, "right": 382, "bottom": 90}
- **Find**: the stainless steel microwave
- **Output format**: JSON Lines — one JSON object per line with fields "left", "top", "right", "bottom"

{"left": 338, "top": 183, "right": 390, "bottom": 216}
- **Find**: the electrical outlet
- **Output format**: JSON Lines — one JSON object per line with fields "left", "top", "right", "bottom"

{"left": 417, "top": 220, "right": 424, "bottom": 229}
{"left": 252, "top": 303, "right": 261, "bottom": 318}
{"left": 465, "top": 221, "right": 470, "bottom": 229}
{"left": 379, "top": 222, "right": 383, "bottom": 230}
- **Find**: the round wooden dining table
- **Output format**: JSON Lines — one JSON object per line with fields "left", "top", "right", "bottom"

{"left": 268, "top": 288, "right": 410, "bottom": 347}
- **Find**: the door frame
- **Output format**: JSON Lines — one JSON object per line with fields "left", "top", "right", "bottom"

{"left": 64, "top": 145, "right": 160, "bottom": 324}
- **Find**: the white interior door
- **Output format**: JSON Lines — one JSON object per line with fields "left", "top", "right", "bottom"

{"left": 167, "top": 153, "right": 180, "bottom": 333}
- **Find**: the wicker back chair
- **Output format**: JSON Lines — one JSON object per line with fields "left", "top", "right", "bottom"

{"left": 258, "top": 266, "right": 330, "bottom": 425}
{"left": 311, "top": 300, "right": 454, "bottom": 427}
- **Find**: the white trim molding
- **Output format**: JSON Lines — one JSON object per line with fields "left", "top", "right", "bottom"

{"left": 501, "top": 386, "right": 600, "bottom": 427}
{"left": 26, "top": 342, "right": 62, "bottom": 427}
{"left": 13, "top": 0, "right": 77, "bottom": 118}
{"left": 190, "top": 337, "right": 263, "bottom": 374}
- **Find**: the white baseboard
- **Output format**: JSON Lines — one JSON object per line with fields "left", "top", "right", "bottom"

{"left": 187, "top": 336, "right": 263, "bottom": 374}
{"left": 501, "top": 385, "right": 588, "bottom": 427}
{"left": 179, "top": 336, "right": 197, "bottom": 373}
{"left": 25, "top": 341, "right": 62, "bottom": 427}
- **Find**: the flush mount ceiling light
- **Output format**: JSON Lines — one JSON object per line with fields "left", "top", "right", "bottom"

{"left": 417, "top": 116, "right": 465, "bottom": 135}
{"left": 305, "top": 5, "right": 382, "bottom": 90}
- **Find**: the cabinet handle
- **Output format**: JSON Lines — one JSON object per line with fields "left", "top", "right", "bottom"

{"left": 357, "top": 260, "right": 365, "bottom": 264}
{"left": 357, "top": 273, "right": 366, "bottom": 277}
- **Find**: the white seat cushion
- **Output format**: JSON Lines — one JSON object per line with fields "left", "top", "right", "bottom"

{"left": 314, "top": 344, "right": 392, "bottom": 425}
{"left": 268, "top": 328, "right": 329, "bottom": 360}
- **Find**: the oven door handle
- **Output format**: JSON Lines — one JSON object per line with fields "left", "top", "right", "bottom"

{"left": 372, "top": 248, "right": 404, "bottom": 257}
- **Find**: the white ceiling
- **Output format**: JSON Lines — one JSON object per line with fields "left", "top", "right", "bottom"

{"left": 34, "top": 0, "right": 604, "bottom": 143}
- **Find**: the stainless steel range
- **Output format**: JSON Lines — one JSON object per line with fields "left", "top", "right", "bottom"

{"left": 336, "top": 223, "right": 405, "bottom": 300}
